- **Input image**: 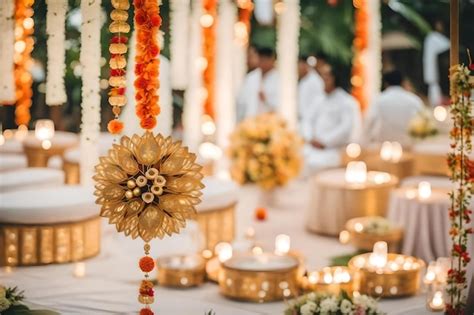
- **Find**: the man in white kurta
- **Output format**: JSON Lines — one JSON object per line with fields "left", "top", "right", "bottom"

{"left": 236, "top": 47, "right": 279, "bottom": 121}
{"left": 364, "top": 70, "right": 424, "bottom": 147}
{"left": 304, "top": 65, "right": 361, "bottom": 172}
{"left": 298, "top": 56, "right": 325, "bottom": 139}
{"left": 121, "top": 32, "right": 173, "bottom": 136}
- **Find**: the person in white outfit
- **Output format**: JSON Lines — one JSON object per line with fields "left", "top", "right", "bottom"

{"left": 236, "top": 47, "right": 279, "bottom": 121}
{"left": 364, "top": 70, "right": 424, "bottom": 147}
{"left": 304, "top": 64, "right": 362, "bottom": 172}
{"left": 121, "top": 31, "right": 173, "bottom": 136}
{"left": 298, "top": 55, "right": 325, "bottom": 139}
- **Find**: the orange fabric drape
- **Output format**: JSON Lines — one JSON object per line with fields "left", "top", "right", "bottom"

{"left": 351, "top": 0, "right": 368, "bottom": 110}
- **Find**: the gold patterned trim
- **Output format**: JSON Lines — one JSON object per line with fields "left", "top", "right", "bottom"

{"left": 23, "top": 144, "right": 69, "bottom": 168}
{"left": 156, "top": 255, "right": 206, "bottom": 287}
{"left": 0, "top": 216, "right": 101, "bottom": 266}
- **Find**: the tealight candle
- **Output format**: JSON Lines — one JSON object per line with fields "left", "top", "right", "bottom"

{"left": 345, "top": 161, "right": 367, "bottom": 184}
{"left": 433, "top": 106, "right": 447, "bottom": 122}
{"left": 380, "top": 141, "right": 393, "bottom": 161}
{"left": 418, "top": 181, "right": 432, "bottom": 199}
{"left": 346, "top": 143, "right": 361, "bottom": 159}
{"left": 339, "top": 230, "right": 350, "bottom": 244}
{"left": 215, "top": 242, "right": 233, "bottom": 262}
{"left": 35, "top": 119, "right": 55, "bottom": 141}
{"left": 369, "top": 241, "right": 388, "bottom": 268}
{"left": 308, "top": 271, "right": 319, "bottom": 284}
{"left": 274, "top": 234, "right": 290, "bottom": 255}
{"left": 322, "top": 268, "right": 333, "bottom": 284}
{"left": 199, "top": 142, "right": 222, "bottom": 161}
{"left": 390, "top": 142, "right": 403, "bottom": 163}
{"left": 425, "top": 262, "right": 437, "bottom": 284}
{"left": 73, "top": 262, "right": 86, "bottom": 278}
{"left": 429, "top": 291, "right": 445, "bottom": 311}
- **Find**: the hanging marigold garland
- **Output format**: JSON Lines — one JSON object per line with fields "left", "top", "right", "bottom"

{"left": 13, "top": 0, "right": 35, "bottom": 127}
{"left": 201, "top": 0, "right": 217, "bottom": 119}
{"left": 235, "top": 0, "right": 253, "bottom": 46}
{"left": 351, "top": 0, "right": 368, "bottom": 110}
{"left": 107, "top": 0, "right": 131, "bottom": 134}
{"left": 446, "top": 64, "right": 473, "bottom": 314}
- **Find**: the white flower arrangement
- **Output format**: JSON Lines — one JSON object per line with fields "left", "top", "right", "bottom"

{"left": 285, "top": 292, "right": 384, "bottom": 315}
{"left": 45, "top": 0, "right": 68, "bottom": 106}
{"left": 362, "top": 217, "right": 392, "bottom": 235}
{"left": 408, "top": 108, "right": 438, "bottom": 139}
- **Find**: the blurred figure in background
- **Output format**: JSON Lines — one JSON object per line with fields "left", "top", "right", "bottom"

{"left": 364, "top": 70, "right": 423, "bottom": 147}
{"left": 298, "top": 55, "right": 325, "bottom": 140}
{"left": 247, "top": 45, "right": 260, "bottom": 73}
{"left": 236, "top": 47, "right": 279, "bottom": 121}
{"left": 304, "top": 64, "right": 361, "bottom": 172}
{"left": 313, "top": 52, "right": 330, "bottom": 76}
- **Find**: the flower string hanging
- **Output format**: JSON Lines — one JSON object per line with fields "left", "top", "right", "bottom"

{"left": 95, "top": 1, "right": 204, "bottom": 314}
{"left": 201, "top": 0, "right": 217, "bottom": 119}
{"left": 446, "top": 64, "right": 473, "bottom": 314}
{"left": 351, "top": 0, "right": 368, "bottom": 110}
{"left": 107, "top": 0, "right": 131, "bottom": 134}
{"left": 13, "top": 0, "right": 35, "bottom": 127}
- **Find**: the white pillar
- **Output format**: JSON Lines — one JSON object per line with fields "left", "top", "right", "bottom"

{"left": 276, "top": 0, "right": 300, "bottom": 129}
{"left": 79, "top": 0, "right": 101, "bottom": 186}
{"left": 183, "top": 0, "right": 203, "bottom": 153}
{"left": 170, "top": 0, "right": 190, "bottom": 90}
{"left": 365, "top": 0, "right": 381, "bottom": 109}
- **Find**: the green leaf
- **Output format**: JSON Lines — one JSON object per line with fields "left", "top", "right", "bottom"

{"left": 3, "top": 304, "right": 60, "bottom": 315}
{"left": 387, "top": 0, "right": 432, "bottom": 35}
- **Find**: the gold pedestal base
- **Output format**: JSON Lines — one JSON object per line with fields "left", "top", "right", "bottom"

{"left": 23, "top": 145, "right": 66, "bottom": 168}
{"left": 0, "top": 216, "right": 101, "bottom": 266}
{"left": 413, "top": 153, "right": 449, "bottom": 176}
{"left": 365, "top": 154, "right": 415, "bottom": 180}
{"left": 345, "top": 217, "right": 403, "bottom": 252}
{"left": 63, "top": 160, "right": 80, "bottom": 184}
{"left": 194, "top": 203, "right": 236, "bottom": 251}
{"left": 157, "top": 255, "right": 206, "bottom": 288}
{"left": 349, "top": 253, "right": 424, "bottom": 298}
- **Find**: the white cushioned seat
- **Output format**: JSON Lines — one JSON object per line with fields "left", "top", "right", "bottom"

{"left": 23, "top": 131, "right": 78, "bottom": 149}
{"left": 0, "top": 154, "right": 27, "bottom": 172}
{"left": 0, "top": 185, "right": 98, "bottom": 224}
{"left": 0, "top": 168, "right": 65, "bottom": 193}
{"left": 196, "top": 177, "right": 239, "bottom": 212}
{"left": 401, "top": 175, "right": 453, "bottom": 190}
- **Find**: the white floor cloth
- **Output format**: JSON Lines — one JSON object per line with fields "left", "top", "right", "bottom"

{"left": 1, "top": 179, "right": 429, "bottom": 314}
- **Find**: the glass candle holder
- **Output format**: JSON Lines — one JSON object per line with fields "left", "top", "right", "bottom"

{"left": 35, "top": 119, "right": 55, "bottom": 141}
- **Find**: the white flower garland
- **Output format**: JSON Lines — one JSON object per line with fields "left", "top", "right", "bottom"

{"left": 170, "top": 0, "right": 190, "bottom": 90}
{"left": 215, "top": 0, "right": 236, "bottom": 174}
{"left": 0, "top": 0, "right": 15, "bottom": 104}
{"left": 366, "top": 0, "right": 381, "bottom": 108}
{"left": 46, "top": 0, "right": 68, "bottom": 106}
{"left": 183, "top": 0, "right": 203, "bottom": 153}
{"left": 276, "top": 0, "right": 300, "bottom": 129}
{"left": 79, "top": 0, "right": 102, "bottom": 186}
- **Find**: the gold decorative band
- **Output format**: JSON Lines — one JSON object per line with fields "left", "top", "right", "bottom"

{"left": 345, "top": 218, "right": 403, "bottom": 252}
{"left": 0, "top": 216, "right": 101, "bottom": 266}
{"left": 218, "top": 264, "right": 300, "bottom": 302}
{"left": 157, "top": 256, "right": 206, "bottom": 288}
{"left": 23, "top": 145, "right": 66, "bottom": 168}
{"left": 194, "top": 203, "right": 236, "bottom": 251}
{"left": 413, "top": 153, "right": 449, "bottom": 176}
{"left": 63, "top": 160, "right": 80, "bottom": 185}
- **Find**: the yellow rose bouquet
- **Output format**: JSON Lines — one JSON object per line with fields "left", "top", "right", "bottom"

{"left": 228, "top": 113, "right": 303, "bottom": 189}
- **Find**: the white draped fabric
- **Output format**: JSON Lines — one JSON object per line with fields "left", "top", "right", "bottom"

{"left": 183, "top": 0, "right": 203, "bottom": 153}
{"left": 79, "top": 0, "right": 101, "bottom": 186}
{"left": 276, "top": 0, "right": 300, "bottom": 129}
{"left": 364, "top": 86, "right": 424, "bottom": 147}
{"left": 423, "top": 31, "right": 449, "bottom": 107}
{"left": 122, "top": 32, "right": 173, "bottom": 137}
{"left": 236, "top": 68, "right": 279, "bottom": 121}
{"left": 170, "top": 0, "right": 190, "bottom": 90}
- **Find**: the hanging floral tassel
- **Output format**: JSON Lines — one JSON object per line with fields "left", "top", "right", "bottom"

{"left": 107, "top": 0, "right": 131, "bottom": 135}
{"left": 138, "top": 243, "right": 155, "bottom": 315}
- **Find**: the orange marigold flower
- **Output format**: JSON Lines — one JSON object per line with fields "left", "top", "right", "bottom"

{"left": 107, "top": 119, "right": 124, "bottom": 134}
{"left": 139, "top": 256, "right": 155, "bottom": 272}
{"left": 141, "top": 116, "right": 157, "bottom": 130}
{"left": 139, "top": 308, "right": 154, "bottom": 315}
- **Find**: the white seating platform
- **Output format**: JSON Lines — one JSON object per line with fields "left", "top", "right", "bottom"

{"left": 0, "top": 168, "right": 64, "bottom": 193}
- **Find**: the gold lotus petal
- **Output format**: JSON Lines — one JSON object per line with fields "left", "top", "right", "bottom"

{"left": 99, "top": 165, "right": 128, "bottom": 183}
{"left": 135, "top": 132, "right": 160, "bottom": 165}
{"left": 111, "top": 144, "right": 139, "bottom": 175}
{"left": 95, "top": 184, "right": 124, "bottom": 201}
{"left": 165, "top": 177, "right": 205, "bottom": 193}
{"left": 124, "top": 198, "right": 144, "bottom": 217}
{"left": 139, "top": 205, "right": 164, "bottom": 238}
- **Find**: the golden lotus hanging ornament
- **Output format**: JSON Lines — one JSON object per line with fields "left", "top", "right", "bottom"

{"left": 94, "top": 132, "right": 204, "bottom": 242}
